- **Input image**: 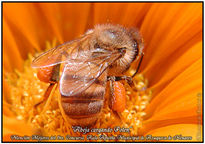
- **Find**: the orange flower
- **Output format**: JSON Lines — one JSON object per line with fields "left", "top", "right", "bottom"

{"left": 3, "top": 2, "right": 202, "bottom": 142}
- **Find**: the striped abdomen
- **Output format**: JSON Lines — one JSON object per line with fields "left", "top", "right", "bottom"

{"left": 61, "top": 71, "right": 107, "bottom": 127}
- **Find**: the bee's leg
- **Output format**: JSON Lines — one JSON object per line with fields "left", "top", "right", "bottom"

{"left": 50, "top": 63, "right": 61, "bottom": 82}
{"left": 107, "top": 76, "right": 115, "bottom": 110}
{"left": 132, "top": 52, "right": 144, "bottom": 78}
{"left": 108, "top": 75, "right": 134, "bottom": 89}
{"left": 34, "top": 83, "right": 55, "bottom": 108}
{"left": 107, "top": 76, "right": 124, "bottom": 121}
{"left": 108, "top": 53, "right": 144, "bottom": 89}
{"left": 34, "top": 64, "right": 60, "bottom": 108}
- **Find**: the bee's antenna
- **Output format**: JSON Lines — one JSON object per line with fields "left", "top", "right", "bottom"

{"left": 132, "top": 53, "right": 144, "bottom": 78}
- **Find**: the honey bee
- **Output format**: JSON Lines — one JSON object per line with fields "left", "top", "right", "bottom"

{"left": 32, "top": 24, "right": 144, "bottom": 127}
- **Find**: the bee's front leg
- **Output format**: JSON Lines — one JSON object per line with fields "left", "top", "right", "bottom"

{"left": 110, "top": 52, "right": 144, "bottom": 89}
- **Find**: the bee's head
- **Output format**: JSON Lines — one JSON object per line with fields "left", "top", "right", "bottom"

{"left": 92, "top": 24, "right": 144, "bottom": 75}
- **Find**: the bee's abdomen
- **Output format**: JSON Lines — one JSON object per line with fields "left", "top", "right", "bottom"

{"left": 61, "top": 98, "right": 103, "bottom": 117}
{"left": 61, "top": 84, "right": 105, "bottom": 126}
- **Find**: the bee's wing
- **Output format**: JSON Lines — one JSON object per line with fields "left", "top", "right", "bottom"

{"left": 60, "top": 51, "right": 121, "bottom": 97}
{"left": 31, "top": 38, "right": 88, "bottom": 68}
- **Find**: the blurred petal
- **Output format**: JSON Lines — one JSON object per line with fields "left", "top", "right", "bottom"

{"left": 145, "top": 41, "right": 202, "bottom": 117}
{"left": 3, "top": 3, "right": 42, "bottom": 52}
{"left": 140, "top": 3, "right": 202, "bottom": 88}
{"left": 151, "top": 41, "right": 202, "bottom": 96}
{"left": 38, "top": 3, "right": 91, "bottom": 43}
{"left": 3, "top": 116, "right": 34, "bottom": 142}
{"left": 148, "top": 58, "right": 202, "bottom": 117}
{"left": 3, "top": 18, "right": 24, "bottom": 72}
{"left": 3, "top": 79, "right": 13, "bottom": 116}
{"left": 139, "top": 58, "right": 202, "bottom": 134}
{"left": 93, "top": 3, "right": 152, "bottom": 27}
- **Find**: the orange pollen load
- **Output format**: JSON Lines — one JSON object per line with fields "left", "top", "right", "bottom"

{"left": 37, "top": 66, "right": 54, "bottom": 83}
{"left": 112, "top": 81, "right": 126, "bottom": 112}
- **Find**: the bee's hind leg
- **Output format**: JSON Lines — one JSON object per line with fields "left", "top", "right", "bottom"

{"left": 34, "top": 83, "right": 55, "bottom": 108}
{"left": 34, "top": 64, "right": 60, "bottom": 108}
{"left": 107, "top": 76, "right": 124, "bottom": 122}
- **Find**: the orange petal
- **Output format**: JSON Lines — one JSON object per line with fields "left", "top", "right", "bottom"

{"left": 3, "top": 102, "right": 14, "bottom": 118}
{"left": 140, "top": 3, "right": 202, "bottom": 84}
{"left": 3, "top": 18, "right": 24, "bottom": 71}
{"left": 3, "top": 3, "right": 42, "bottom": 52}
{"left": 145, "top": 56, "right": 202, "bottom": 117}
{"left": 139, "top": 58, "right": 202, "bottom": 135}
{"left": 3, "top": 116, "right": 35, "bottom": 142}
{"left": 120, "top": 3, "right": 152, "bottom": 27}
{"left": 38, "top": 3, "right": 91, "bottom": 43}
{"left": 58, "top": 3, "right": 92, "bottom": 40}
{"left": 3, "top": 79, "right": 13, "bottom": 117}
{"left": 151, "top": 41, "right": 202, "bottom": 96}
{"left": 93, "top": 3, "right": 151, "bottom": 27}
